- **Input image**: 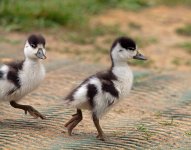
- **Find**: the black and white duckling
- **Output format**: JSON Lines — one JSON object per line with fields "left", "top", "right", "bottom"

{"left": 0, "top": 34, "right": 47, "bottom": 119}
{"left": 63, "top": 36, "right": 147, "bottom": 140}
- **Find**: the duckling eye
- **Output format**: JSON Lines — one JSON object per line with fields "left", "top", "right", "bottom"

{"left": 119, "top": 49, "right": 123, "bottom": 52}
{"left": 128, "top": 47, "right": 135, "bottom": 51}
{"left": 31, "top": 44, "right": 36, "bottom": 48}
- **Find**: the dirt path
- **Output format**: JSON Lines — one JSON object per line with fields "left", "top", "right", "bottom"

{"left": 0, "top": 58, "right": 191, "bottom": 149}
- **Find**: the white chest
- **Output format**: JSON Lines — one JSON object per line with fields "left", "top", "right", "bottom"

{"left": 19, "top": 60, "right": 45, "bottom": 95}
{"left": 113, "top": 65, "right": 133, "bottom": 98}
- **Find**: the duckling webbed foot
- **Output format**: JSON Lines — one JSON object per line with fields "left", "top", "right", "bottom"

{"left": 96, "top": 133, "right": 106, "bottom": 141}
{"left": 10, "top": 101, "right": 46, "bottom": 119}
{"left": 64, "top": 109, "right": 83, "bottom": 136}
{"left": 24, "top": 105, "right": 46, "bottom": 119}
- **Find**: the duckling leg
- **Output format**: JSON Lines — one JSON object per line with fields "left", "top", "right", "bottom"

{"left": 10, "top": 101, "right": 46, "bottom": 119}
{"left": 64, "top": 109, "right": 82, "bottom": 136}
{"left": 92, "top": 114, "right": 105, "bottom": 141}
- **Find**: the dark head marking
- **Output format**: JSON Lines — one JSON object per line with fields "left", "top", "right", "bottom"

{"left": 111, "top": 36, "right": 136, "bottom": 51}
{"left": 28, "top": 34, "right": 46, "bottom": 48}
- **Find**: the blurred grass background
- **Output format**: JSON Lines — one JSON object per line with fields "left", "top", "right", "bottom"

{"left": 0, "top": 0, "right": 191, "bottom": 70}
{"left": 0, "top": 0, "right": 190, "bottom": 31}
{"left": 0, "top": 0, "right": 149, "bottom": 31}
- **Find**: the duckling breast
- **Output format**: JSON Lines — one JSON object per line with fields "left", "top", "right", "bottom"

{"left": 19, "top": 61, "right": 45, "bottom": 95}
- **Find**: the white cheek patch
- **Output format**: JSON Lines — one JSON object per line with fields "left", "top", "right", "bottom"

{"left": 128, "top": 50, "right": 137, "bottom": 57}
{"left": 0, "top": 65, "right": 9, "bottom": 78}
{"left": 119, "top": 51, "right": 125, "bottom": 58}
{"left": 24, "top": 45, "right": 37, "bottom": 59}
{"left": 1, "top": 65, "right": 9, "bottom": 72}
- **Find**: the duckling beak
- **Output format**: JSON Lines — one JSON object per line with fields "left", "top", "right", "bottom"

{"left": 133, "top": 51, "right": 147, "bottom": 60}
{"left": 36, "top": 48, "right": 47, "bottom": 59}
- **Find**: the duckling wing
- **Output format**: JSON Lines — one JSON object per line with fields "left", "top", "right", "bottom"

{"left": 5, "top": 60, "right": 24, "bottom": 87}
{"left": 64, "top": 70, "right": 119, "bottom": 111}
{"left": 64, "top": 70, "right": 116, "bottom": 102}
{"left": 96, "top": 70, "right": 119, "bottom": 98}
{"left": 5, "top": 60, "right": 24, "bottom": 72}
{"left": 96, "top": 70, "right": 117, "bottom": 81}
{"left": 0, "top": 60, "right": 24, "bottom": 97}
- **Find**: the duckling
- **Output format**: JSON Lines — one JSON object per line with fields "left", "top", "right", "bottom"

{"left": 63, "top": 36, "right": 147, "bottom": 140}
{"left": 0, "top": 34, "right": 47, "bottom": 119}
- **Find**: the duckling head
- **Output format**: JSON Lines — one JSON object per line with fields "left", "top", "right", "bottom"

{"left": 110, "top": 36, "right": 147, "bottom": 66}
{"left": 24, "top": 34, "right": 47, "bottom": 60}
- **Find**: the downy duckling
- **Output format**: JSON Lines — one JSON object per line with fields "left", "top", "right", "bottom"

{"left": 64, "top": 36, "right": 147, "bottom": 140}
{"left": 0, "top": 34, "right": 47, "bottom": 119}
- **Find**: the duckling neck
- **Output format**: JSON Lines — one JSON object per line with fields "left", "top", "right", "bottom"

{"left": 23, "top": 58, "right": 45, "bottom": 78}
{"left": 111, "top": 61, "right": 133, "bottom": 82}
{"left": 25, "top": 57, "right": 40, "bottom": 65}
{"left": 23, "top": 58, "right": 44, "bottom": 77}
{"left": 111, "top": 61, "right": 133, "bottom": 98}
{"left": 112, "top": 61, "right": 128, "bottom": 68}
{"left": 20, "top": 58, "right": 45, "bottom": 93}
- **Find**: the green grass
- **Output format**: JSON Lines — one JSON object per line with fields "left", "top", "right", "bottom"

{"left": 185, "top": 131, "right": 191, "bottom": 136}
{"left": 185, "top": 60, "right": 191, "bottom": 66}
{"left": 129, "top": 59, "right": 152, "bottom": 67}
{"left": 156, "top": 0, "right": 191, "bottom": 6}
{"left": 0, "top": 0, "right": 151, "bottom": 31}
{"left": 113, "top": 0, "right": 150, "bottom": 11}
{"left": 154, "top": 111, "right": 163, "bottom": 118}
{"left": 93, "top": 45, "right": 108, "bottom": 54}
{"left": 0, "top": 37, "right": 21, "bottom": 45}
{"left": 128, "top": 22, "right": 142, "bottom": 30}
{"left": 172, "top": 57, "right": 181, "bottom": 66}
{"left": 178, "top": 42, "right": 191, "bottom": 54}
{"left": 66, "top": 32, "right": 96, "bottom": 45}
{"left": 158, "top": 117, "right": 178, "bottom": 126}
{"left": 134, "top": 36, "right": 158, "bottom": 48}
{"left": 0, "top": 0, "right": 191, "bottom": 31}
{"left": 63, "top": 24, "right": 123, "bottom": 45}
{"left": 137, "top": 124, "right": 148, "bottom": 132}
{"left": 136, "top": 124, "right": 154, "bottom": 140}
{"left": 176, "top": 24, "right": 191, "bottom": 37}
{"left": 90, "top": 24, "right": 123, "bottom": 37}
